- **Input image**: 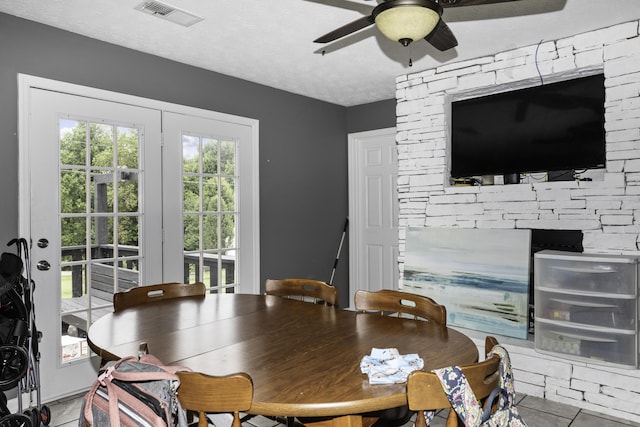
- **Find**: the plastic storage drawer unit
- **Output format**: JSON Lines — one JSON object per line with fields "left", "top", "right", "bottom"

{"left": 534, "top": 250, "right": 639, "bottom": 369}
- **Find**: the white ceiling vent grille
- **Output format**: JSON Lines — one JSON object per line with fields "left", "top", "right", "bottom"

{"left": 135, "top": 1, "right": 204, "bottom": 27}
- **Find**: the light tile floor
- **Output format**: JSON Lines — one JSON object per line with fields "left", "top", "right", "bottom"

{"left": 44, "top": 391, "right": 640, "bottom": 427}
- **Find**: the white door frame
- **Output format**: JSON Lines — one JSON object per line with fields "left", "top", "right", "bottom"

{"left": 347, "top": 127, "right": 397, "bottom": 309}
{"left": 18, "top": 74, "right": 261, "bottom": 294}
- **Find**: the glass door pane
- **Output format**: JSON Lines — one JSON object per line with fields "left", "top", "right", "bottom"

{"left": 182, "top": 135, "right": 238, "bottom": 292}
{"left": 59, "top": 119, "right": 142, "bottom": 362}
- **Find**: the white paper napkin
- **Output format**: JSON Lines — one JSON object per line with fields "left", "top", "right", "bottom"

{"left": 360, "top": 348, "right": 424, "bottom": 384}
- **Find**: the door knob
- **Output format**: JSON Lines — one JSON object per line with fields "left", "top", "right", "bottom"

{"left": 37, "top": 238, "right": 49, "bottom": 249}
{"left": 36, "top": 260, "right": 51, "bottom": 271}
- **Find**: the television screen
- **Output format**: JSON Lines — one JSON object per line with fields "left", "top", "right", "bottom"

{"left": 450, "top": 74, "right": 606, "bottom": 179}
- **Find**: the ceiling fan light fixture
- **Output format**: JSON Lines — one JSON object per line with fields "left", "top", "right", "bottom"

{"left": 374, "top": 1, "right": 442, "bottom": 47}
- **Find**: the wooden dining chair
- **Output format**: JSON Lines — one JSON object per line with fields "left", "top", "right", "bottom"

{"left": 354, "top": 289, "right": 447, "bottom": 326}
{"left": 177, "top": 371, "right": 253, "bottom": 427}
{"left": 407, "top": 336, "right": 502, "bottom": 427}
{"left": 265, "top": 278, "right": 338, "bottom": 307}
{"left": 113, "top": 281, "right": 206, "bottom": 312}
{"left": 263, "top": 278, "right": 338, "bottom": 427}
{"left": 353, "top": 290, "right": 447, "bottom": 427}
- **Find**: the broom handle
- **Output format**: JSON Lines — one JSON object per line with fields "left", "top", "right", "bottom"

{"left": 330, "top": 218, "right": 349, "bottom": 285}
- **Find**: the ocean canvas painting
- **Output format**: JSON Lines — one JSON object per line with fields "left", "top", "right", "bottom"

{"left": 402, "top": 227, "right": 531, "bottom": 339}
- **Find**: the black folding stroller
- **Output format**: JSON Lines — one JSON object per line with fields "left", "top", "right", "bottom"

{"left": 0, "top": 239, "right": 50, "bottom": 427}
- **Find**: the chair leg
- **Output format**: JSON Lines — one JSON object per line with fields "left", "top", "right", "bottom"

{"left": 232, "top": 412, "right": 242, "bottom": 427}
{"left": 198, "top": 410, "right": 209, "bottom": 427}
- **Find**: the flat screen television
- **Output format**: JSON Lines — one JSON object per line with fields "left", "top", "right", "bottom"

{"left": 450, "top": 73, "right": 606, "bottom": 179}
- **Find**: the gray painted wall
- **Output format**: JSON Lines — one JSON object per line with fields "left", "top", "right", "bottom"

{"left": 347, "top": 99, "right": 396, "bottom": 134}
{"left": 0, "top": 13, "right": 394, "bottom": 306}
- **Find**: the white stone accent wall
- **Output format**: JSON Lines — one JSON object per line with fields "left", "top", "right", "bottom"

{"left": 396, "top": 21, "right": 640, "bottom": 420}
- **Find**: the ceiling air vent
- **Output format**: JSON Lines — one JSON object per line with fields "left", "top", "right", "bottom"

{"left": 134, "top": 1, "right": 204, "bottom": 27}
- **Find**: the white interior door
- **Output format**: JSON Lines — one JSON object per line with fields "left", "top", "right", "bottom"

{"left": 348, "top": 128, "right": 398, "bottom": 308}
{"left": 24, "top": 87, "right": 163, "bottom": 402}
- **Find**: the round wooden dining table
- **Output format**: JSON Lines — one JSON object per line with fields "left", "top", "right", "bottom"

{"left": 87, "top": 293, "right": 478, "bottom": 427}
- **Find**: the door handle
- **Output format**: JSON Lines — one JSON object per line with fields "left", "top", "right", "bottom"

{"left": 36, "top": 260, "right": 51, "bottom": 271}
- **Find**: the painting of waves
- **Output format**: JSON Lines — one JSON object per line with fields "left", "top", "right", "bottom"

{"left": 402, "top": 228, "right": 531, "bottom": 339}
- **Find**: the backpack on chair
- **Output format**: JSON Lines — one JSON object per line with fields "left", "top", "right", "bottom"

{"left": 433, "top": 345, "right": 527, "bottom": 426}
{"left": 80, "top": 354, "right": 190, "bottom": 427}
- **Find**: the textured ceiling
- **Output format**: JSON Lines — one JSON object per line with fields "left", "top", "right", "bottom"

{"left": 1, "top": 0, "right": 640, "bottom": 106}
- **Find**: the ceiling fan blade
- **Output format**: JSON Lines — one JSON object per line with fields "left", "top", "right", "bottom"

{"left": 424, "top": 18, "right": 458, "bottom": 51}
{"left": 314, "top": 15, "right": 375, "bottom": 43}
{"left": 439, "top": 0, "right": 522, "bottom": 7}
{"left": 303, "top": 0, "right": 373, "bottom": 15}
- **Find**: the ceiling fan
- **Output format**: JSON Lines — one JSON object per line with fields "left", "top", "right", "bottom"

{"left": 313, "top": 0, "right": 523, "bottom": 50}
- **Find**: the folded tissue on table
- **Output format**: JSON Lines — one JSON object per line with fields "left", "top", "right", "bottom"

{"left": 360, "top": 348, "right": 424, "bottom": 384}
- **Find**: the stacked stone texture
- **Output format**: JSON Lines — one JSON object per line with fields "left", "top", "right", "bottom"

{"left": 396, "top": 20, "right": 640, "bottom": 422}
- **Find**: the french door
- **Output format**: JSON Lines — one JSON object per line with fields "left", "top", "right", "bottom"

{"left": 18, "top": 75, "right": 259, "bottom": 402}
{"left": 162, "top": 112, "right": 257, "bottom": 290}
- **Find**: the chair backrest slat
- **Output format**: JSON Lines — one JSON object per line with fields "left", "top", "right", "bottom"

{"left": 265, "top": 278, "right": 338, "bottom": 306}
{"left": 113, "top": 282, "right": 206, "bottom": 312}
{"left": 177, "top": 371, "right": 253, "bottom": 427}
{"left": 354, "top": 289, "right": 447, "bottom": 326}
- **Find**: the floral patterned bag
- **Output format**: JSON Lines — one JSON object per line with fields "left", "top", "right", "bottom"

{"left": 432, "top": 345, "right": 527, "bottom": 427}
